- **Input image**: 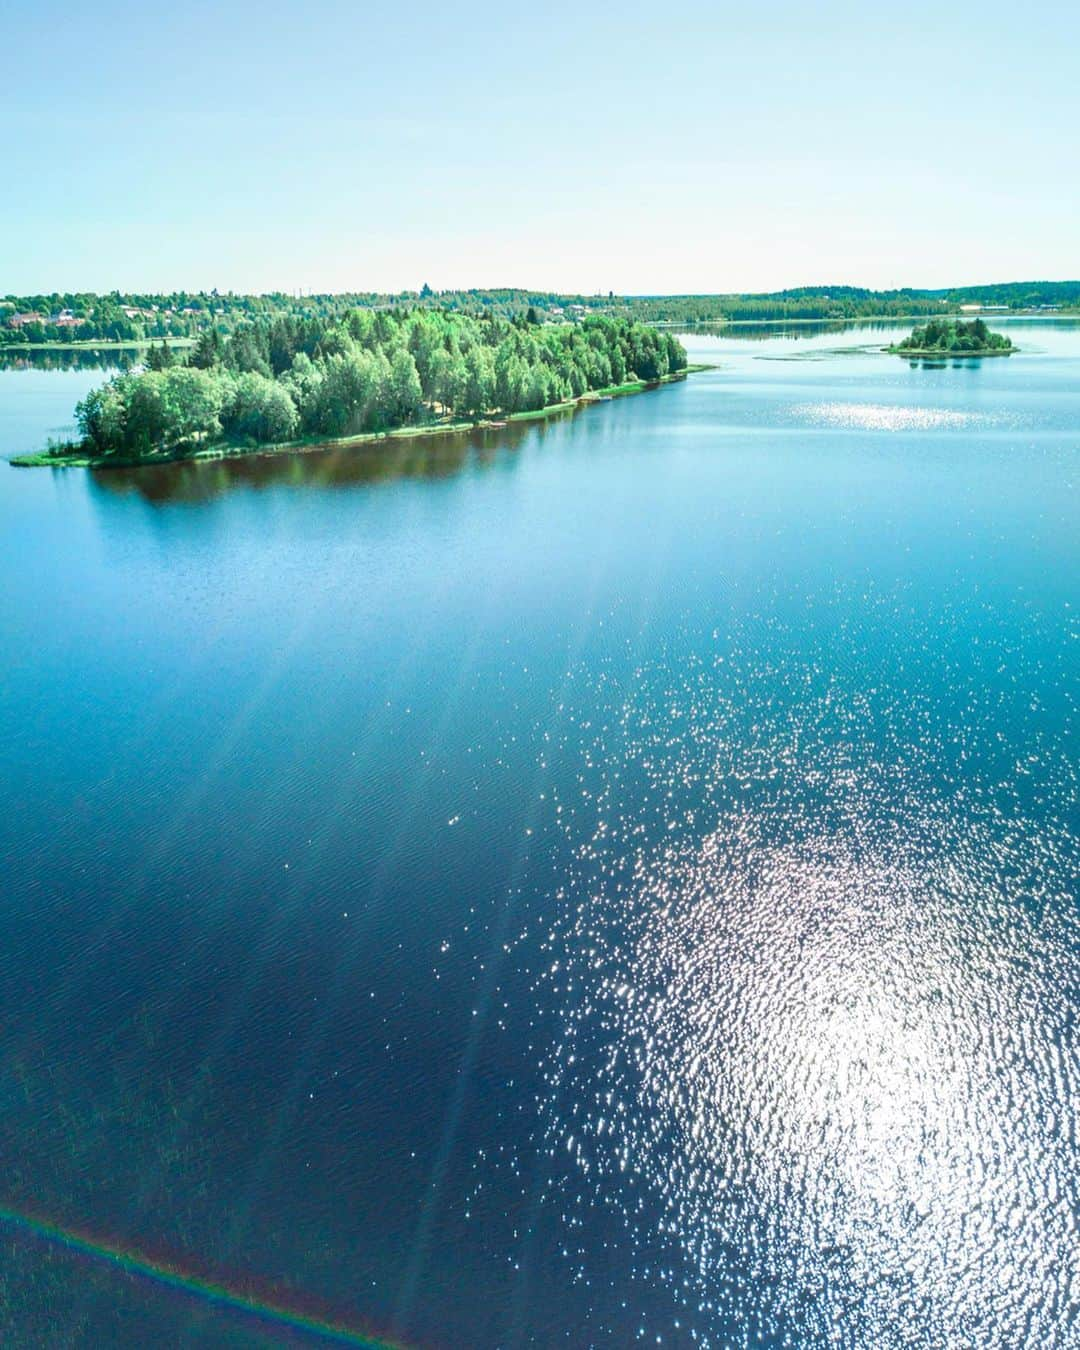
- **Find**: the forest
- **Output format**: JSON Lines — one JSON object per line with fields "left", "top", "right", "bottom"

{"left": 51, "top": 310, "right": 686, "bottom": 461}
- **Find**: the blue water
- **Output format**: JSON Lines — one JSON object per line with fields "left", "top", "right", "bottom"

{"left": 0, "top": 322, "right": 1077, "bottom": 1346}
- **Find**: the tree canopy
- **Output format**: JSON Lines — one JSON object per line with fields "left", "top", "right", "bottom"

{"left": 70, "top": 309, "right": 687, "bottom": 459}
{"left": 892, "top": 318, "right": 1014, "bottom": 354}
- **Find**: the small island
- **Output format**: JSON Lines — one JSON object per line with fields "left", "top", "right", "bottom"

{"left": 888, "top": 318, "right": 1015, "bottom": 357}
{"left": 12, "top": 311, "right": 693, "bottom": 468}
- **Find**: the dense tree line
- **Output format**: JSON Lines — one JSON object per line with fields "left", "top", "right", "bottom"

{"left": 941, "top": 281, "right": 1080, "bottom": 309}
{"left": 625, "top": 288, "right": 960, "bottom": 324}
{"left": 72, "top": 310, "right": 687, "bottom": 458}
{"left": 6, "top": 281, "right": 1077, "bottom": 349}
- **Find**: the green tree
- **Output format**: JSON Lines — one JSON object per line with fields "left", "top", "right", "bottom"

{"left": 144, "top": 340, "right": 176, "bottom": 371}
{"left": 385, "top": 348, "right": 423, "bottom": 423}
{"left": 76, "top": 381, "right": 128, "bottom": 453}
{"left": 315, "top": 346, "right": 379, "bottom": 435}
{"left": 282, "top": 352, "right": 324, "bottom": 432}
{"left": 222, "top": 372, "right": 299, "bottom": 443}
{"left": 495, "top": 349, "right": 528, "bottom": 411}
{"left": 190, "top": 328, "right": 224, "bottom": 369}
{"left": 436, "top": 350, "right": 467, "bottom": 415}
{"left": 463, "top": 345, "right": 495, "bottom": 415}
{"left": 156, "top": 368, "right": 225, "bottom": 447}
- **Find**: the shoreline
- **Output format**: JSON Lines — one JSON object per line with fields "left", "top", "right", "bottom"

{"left": 10, "top": 366, "right": 713, "bottom": 470}
{"left": 0, "top": 338, "right": 197, "bottom": 353}
{"left": 886, "top": 345, "right": 1015, "bottom": 358}
{"left": 3, "top": 310, "right": 1075, "bottom": 352}
{"left": 660, "top": 310, "right": 1073, "bottom": 329}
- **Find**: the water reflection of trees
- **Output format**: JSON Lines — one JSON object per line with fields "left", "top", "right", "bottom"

{"left": 0, "top": 348, "right": 133, "bottom": 373}
{"left": 678, "top": 319, "right": 904, "bottom": 342}
{"left": 681, "top": 315, "right": 1080, "bottom": 343}
{"left": 89, "top": 414, "right": 559, "bottom": 505}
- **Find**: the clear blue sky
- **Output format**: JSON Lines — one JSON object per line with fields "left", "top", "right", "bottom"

{"left": 5, "top": 0, "right": 1077, "bottom": 295}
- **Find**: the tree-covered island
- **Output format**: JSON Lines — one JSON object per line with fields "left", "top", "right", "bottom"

{"left": 13, "top": 310, "right": 691, "bottom": 467}
{"left": 888, "top": 318, "right": 1015, "bottom": 357}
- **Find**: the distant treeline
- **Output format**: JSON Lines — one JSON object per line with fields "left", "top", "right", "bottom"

{"left": 623, "top": 282, "right": 1080, "bottom": 324}
{"left": 0, "top": 291, "right": 383, "bottom": 346}
{"left": 69, "top": 309, "right": 686, "bottom": 460}
{"left": 940, "top": 281, "right": 1080, "bottom": 309}
{"left": 4, "top": 280, "right": 1077, "bottom": 346}
{"left": 623, "top": 289, "right": 949, "bottom": 324}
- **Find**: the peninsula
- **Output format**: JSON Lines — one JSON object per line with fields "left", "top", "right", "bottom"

{"left": 13, "top": 311, "right": 691, "bottom": 469}
{"left": 888, "top": 318, "right": 1015, "bottom": 357}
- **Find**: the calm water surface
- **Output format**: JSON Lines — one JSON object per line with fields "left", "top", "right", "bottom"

{"left": 0, "top": 322, "right": 1077, "bottom": 1346}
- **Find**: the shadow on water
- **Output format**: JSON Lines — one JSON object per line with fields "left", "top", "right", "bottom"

{"left": 89, "top": 412, "right": 573, "bottom": 505}
{"left": 898, "top": 355, "right": 1015, "bottom": 370}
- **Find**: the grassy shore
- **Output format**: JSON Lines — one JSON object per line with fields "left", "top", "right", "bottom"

{"left": 11, "top": 366, "right": 714, "bottom": 470}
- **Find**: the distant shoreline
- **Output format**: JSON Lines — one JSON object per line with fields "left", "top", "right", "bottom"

{"left": 5, "top": 311, "right": 1076, "bottom": 351}
{"left": 10, "top": 366, "right": 713, "bottom": 470}
{"left": 660, "top": 310, "right": 1070, "bottom": 329}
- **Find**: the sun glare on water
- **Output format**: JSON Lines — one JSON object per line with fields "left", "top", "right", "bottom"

{"left": 533, "top": 637, "right": 1079, "bottom": 1347}
{"left": 792, "top": 402, "right": 985, "bottom": 432}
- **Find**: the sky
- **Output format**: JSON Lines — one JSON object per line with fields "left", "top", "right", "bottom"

{"left": 4, "top": 0, "right": 1078, "bottom": 296}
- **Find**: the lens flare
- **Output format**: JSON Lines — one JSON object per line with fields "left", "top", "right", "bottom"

{"left": 0, "top": 1204, "right": 397, "bottom": 1347}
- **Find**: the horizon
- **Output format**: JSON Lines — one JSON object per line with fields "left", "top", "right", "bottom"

{"left": 6, "top": 278, "right": 1079, "bottom": 302}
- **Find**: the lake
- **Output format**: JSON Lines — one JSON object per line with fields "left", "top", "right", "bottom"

{"left": 1, "top": 320, "right": 1077, "bottom": 1347}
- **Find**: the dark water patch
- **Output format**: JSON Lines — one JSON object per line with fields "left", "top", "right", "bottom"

{"left": 86, "top": 415, "right": 573, "bottom": 505}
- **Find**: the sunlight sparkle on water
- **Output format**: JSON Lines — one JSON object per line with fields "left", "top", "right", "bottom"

{"left": 793, "top": 402, "right": 985, "bottom": 432}
{"left": 531, "top": 624, "right": 1079, "bottom": 1347}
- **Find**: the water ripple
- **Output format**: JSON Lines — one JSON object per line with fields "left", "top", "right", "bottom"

{"left": 533, "top": 639, "right": 1079, "bottom": 1346}
{"left": 791, "top": 402, "right": 990, "bottom": 432}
